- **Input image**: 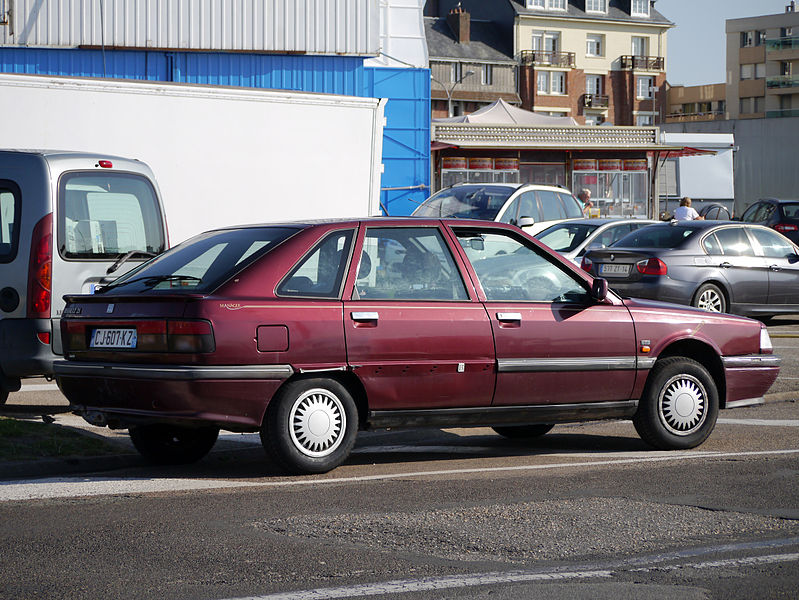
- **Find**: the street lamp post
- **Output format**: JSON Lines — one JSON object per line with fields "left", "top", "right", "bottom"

{"left": 431, "top": 70, "right": 475, "bottom": 118}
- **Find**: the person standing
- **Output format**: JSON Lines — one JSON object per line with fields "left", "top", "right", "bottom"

{"left": 578, "top": 188, "right": 593, "bottom": 216}
{"left": 674, "top": 197, "right": 704, "bottom": 221}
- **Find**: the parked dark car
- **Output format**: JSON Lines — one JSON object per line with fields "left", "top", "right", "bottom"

{"left": 739, "top": 198, "right": 799, "bottom": 244}
{"left": 582, "top": 220, "right": 799, "bottom": 317}
{"left": 55, "top": 219, "right": 778, "bottom": 474}
{"left": 699, "top": 203, "right": 732, "bottom": 220}
{"left": 535, "top": 218, "right": 657, "bottom": 264}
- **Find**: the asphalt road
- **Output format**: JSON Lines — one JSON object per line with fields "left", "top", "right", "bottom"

{"left": 1, "top": 316, "right": 798, "bottom": 600}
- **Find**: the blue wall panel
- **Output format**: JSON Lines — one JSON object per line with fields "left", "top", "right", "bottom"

{"left": 0, "top": 48, "right": 429, "bottom": 215}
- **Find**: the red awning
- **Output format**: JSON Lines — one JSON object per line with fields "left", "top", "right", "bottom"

{"left": 649, "top": 146, "right": 717, "bottom": 159}
{"left": 431, "top": 141, "right": 459, "bottom": 151}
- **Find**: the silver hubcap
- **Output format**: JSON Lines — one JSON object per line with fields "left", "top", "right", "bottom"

{"left": 658, "top": 374, "right": 708, "bottom": 435}
{"left": 289, "top": 388, "right": 346, "bottom": 458}
{"left": 697, "top": 288, "right": 723, "bottom": 312}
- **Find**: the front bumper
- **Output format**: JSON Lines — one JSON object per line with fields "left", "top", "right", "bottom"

{"left": 722, "top": 354, "right": 781, "bottom": 407}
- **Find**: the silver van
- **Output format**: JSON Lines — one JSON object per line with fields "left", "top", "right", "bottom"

{"left": 0, "top": 151, "right": 167, "bottom": 403}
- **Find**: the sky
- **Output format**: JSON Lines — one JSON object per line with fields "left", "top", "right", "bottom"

{"left": 659, "top": 0, "right": 792, "bottom": 86}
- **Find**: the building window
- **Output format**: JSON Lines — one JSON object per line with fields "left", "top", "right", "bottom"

{"left": 741, "top": 31, "right": 754, "bottom": 47}
{"left": 754, "top": 96, "right": 765, "bottom": 113}
{"left": 782, "top": 61, "right": 792, "bottom": 76}
{"left": 636, "top": 114, "right": 653, "bottom": 126}
{"left": 451, "top": 62, "right": 462, "bottom": 83}
{"left": 586, "top": 74, "right": 603, "bottom": 95}
{"left": 756, "top": 30, "right": 767, "bottom": 46}
{"left": 755, "top": 63, "right": 766, "bottom": 79}
{"left": 527, "top": 0, "right": 546, "bottom": 7}
{"left": 740, "top": 64, "right": 753, "bottom": 80}
{"left": 636, "top": 76, "right": 654, "bottom": 99}
{"left": 781, "top": 27, "right": 794, "bottom": 38}
{"left": 586, "top": 34, "right": 604, "bottom": 56}
{"left": 481, "top": 64, "right": 493, "bottom": 86}
{"left": 631, "top": 0, "right": 649, "bottom": 17}
{"left": 532, "top": 30, "right": 560, "bottom": 53}
{"left": 526, "top": 0, "right": 565, "bottom": 9}
{"left": 740, "top": 97, "right": 751, "bottom": 114}
{"left": 586, "top": 0, "right": 607, "bottom": 13}
{"left": 537, "top": 71, "right": 567, "bottom": 94}
{"left": 631, "top": 36, "right": 648, "bottom": 57}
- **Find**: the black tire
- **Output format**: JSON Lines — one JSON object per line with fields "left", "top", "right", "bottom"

{"left": 492, "top": 424, "right": 555, "bottom": 439}
{"left": 129, "top": 424, "right": 219, "bottom": 465}
{"left": 263, "top": 378, "right": 358, "bottom": 475}
{"left": 633, "top": 357, "right": 719, "bottom": 450}
{"left": 0, "top": 387, "right": 8, "bottom": 406}
{"left": 692, "top": 283, "right": 726, "bottom": 313}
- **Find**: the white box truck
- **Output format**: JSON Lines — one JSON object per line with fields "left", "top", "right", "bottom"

{"left": 0, "top": 74, "right": 385, "bottom": 404}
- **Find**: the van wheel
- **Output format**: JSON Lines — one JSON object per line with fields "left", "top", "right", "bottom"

{"left": 129, "top": 424, "right": 219, "bottom": 465}
{"left": 693, "top": 283, "right": 726, "bottom": 313}
{"left": 263, "top": 378, "right": 358, "bottom": 475}
{"left": 633, "top": 357, "right": 718, "bottom": 450}
{"left": 492, "top": 424, "right": 554, "bottom": 439}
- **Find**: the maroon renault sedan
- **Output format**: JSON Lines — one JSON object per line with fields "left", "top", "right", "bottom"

{"left": 55, "top": 219, "right": 780, "bottom": 474}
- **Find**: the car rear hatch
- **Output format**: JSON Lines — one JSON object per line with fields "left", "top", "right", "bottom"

{"left": 776, "top": 202, "right": 799, "bottom": 240}
{"left": 582, "top": 249, "right": 664, "bottom": 283}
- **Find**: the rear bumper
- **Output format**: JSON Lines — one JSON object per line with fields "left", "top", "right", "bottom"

{"left": 605, "top": 277, "right": 694, "bottom": 306}
{"left": 0, "top": 318, "right": 57, "bottom": 379}
{"left": 54, "top": 360, "right": 294, "bottom": 430}
{"left": 722, "top": 354, "right": 781, "bottom": 408}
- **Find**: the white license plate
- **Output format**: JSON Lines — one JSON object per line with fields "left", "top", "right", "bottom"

{"left": 599, "top": 263, "right": 630, "bottom": 277}
{"left": 90, "top": 328, "right": 138, "bottom": 349}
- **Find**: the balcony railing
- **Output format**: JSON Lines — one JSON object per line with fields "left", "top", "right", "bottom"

{"left": 767, "top": 75, "right": 799, "bottom": 88}
{"left": 519, "top": 50, "right": 576, "bottom": 68}
{"left": 582, "top": 94, "right": 609, "bottom": 108}
{"left": 665, "top": 111, "right": 725, "bottom": 122}
{"left": 766, "top": 108, "right": 799, "bottom": 118}
{"left": 620, "top": 55, "right": 664, "bottom": 70}
{"left": 766, "top": 36, "right": 799, "bottom": 51}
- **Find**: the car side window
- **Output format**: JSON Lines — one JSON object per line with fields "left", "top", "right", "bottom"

{"left": 277, "top": 229, "right": 354, "bottom": 298}
{"left": 714, "top": 227, "right": 754, "bottom": 256}
{"left": 354, "top": 227, "right": 468, "bottom": 301}
{"left": 749, "top": 228, "right": 797, "bottom": 259}
{"left": 497, "top": 198, "right": 519, "bottom": 224}
{"left": 537, "top": 190, "right": 566, "bottom": 221}
{"left": 740, "top": 203, "right": 761, "bottom": 222}
{"left": 518, "top": 192, "right": 540, "bottom": 222}
{"left": 702, "top": 232, "right": 723, "bottom": 255}
{"left": 455, "top": 228, "right": 591, "bottom": 303}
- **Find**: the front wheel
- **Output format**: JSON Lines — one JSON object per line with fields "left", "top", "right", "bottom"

{"left": 492, "top": 424, "right": 554, "bottom": 439}
{"left": 263, "top": 378, "right": 358, "bottom": 475}
{"left": 693, "top": 283, "right": 726, "bottom": 313}
{"left": 129, "top": 424, "right": 219, "bottom": 465}
{"left": 633, "top": 357, "right": 718, "bottom": 450}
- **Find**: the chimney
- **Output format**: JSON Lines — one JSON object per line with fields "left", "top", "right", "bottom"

{"left": 447, "top": 4, "right": 470, "bottom": 44}
{"left": 789, "top": 1, "right": 796, "bottom": 12}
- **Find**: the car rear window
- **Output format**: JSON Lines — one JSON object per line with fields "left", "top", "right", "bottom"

{"left": 58, "top": 171, "right": 166, "bottom": 260}
{"left": 0, "top": 180, "right": 20, "bottom": 264}
{"left": 411, "top": 185, "right": 515, "bottom": 220}
{"left": 781, "top": 203, "right": 799, "bottom": 219}
{"left": 613, "top": 224, "right": 697, "bottom": 249}
{"left": 99, "top": 226, "right": 298, "bottom": 294}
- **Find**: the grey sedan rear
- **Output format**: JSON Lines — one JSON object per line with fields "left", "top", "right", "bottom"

{"left": 581, "top": 220, "right": 799, "bottom": 317}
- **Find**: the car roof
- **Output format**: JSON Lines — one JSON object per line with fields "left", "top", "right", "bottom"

{"left": 759, "top": 198, "right": 799, "bottom": 204}
{"left": 201, "top": 216, "right": 522, "bottom": 234}
{"left": 444, "top": 182, "right": 571, "bottom": 193}
{"left": 547, "top": 218, "right": 656, "bottom": 226}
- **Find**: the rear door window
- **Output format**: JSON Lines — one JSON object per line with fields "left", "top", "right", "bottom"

{"left": 0, "top": 180, "right": 20, "bottom": 263}
{"left": 537, "top": 190, "right": 566, "bottom": 220}
{"left": 278, "top": 229, "right": 354, "bottom": 298}
{"left": 715, "top": 227, "right": 754, "bottom": 256}
{"left": 558, "top": 192, "right": 584, "bottom": 218}
{"left": 58, "top": 171, "right": 166, "bottom": 260}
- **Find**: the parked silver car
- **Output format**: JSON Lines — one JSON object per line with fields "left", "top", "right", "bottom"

{"left": 535, "top": 218, "right": 658, "bottom": 264}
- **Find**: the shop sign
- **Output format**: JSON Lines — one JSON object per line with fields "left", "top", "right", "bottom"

{"left": 597, "top": 159, "right": 622, "bottom": 171}
{"left": 623, "top": 159, "right": 648, "bottom": 171}
{"left": 572, "top": 159, "right": 597, "bottom": 171}
{"left": 442, "top": 157, "right": 467, "bottom": 170}
{"left": 468, "top": 157, "right": 493, "bottom": 170}
{"left": 494, "top": 158, "right": 519, "bottom": 170}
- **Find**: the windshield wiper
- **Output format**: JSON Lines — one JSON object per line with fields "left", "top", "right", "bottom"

{"left": 106, "top": 250, "right": 158, "bottom": 275}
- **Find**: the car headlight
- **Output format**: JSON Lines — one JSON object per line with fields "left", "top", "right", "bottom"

{"left": 760, "top": 326, "right": 773, "bottom": 353}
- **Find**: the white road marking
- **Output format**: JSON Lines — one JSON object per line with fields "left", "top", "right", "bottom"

{"left": 718, "top": 418, "right": 799, "bottom": 427}
{"left": 221, "top": 550, "right": 799, "bottom": 600}
{"left": 2, "top": 448, "right": 799, "bottom": 503}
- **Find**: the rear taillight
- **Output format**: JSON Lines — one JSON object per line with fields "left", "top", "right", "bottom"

{"left": 774, "top": 223, "right": 798, "bottom": 234}
{"left": 63, "top": 319, "right": 214, "bottom": 353}
{"left": 636, "top": 257, "right": 668, "bottom": 276}
{"left": 28, "top": 213, "right": 53, "bottom": 319}
{"left": 580, "top": 256, "right": 593, "bottom": 273}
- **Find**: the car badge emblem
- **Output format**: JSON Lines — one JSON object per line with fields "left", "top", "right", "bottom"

{"left": 106, "top": 303, "right": 115, "bottom": 314}
{"left": 609, "top": 254, "right": 615, "bottom": 262}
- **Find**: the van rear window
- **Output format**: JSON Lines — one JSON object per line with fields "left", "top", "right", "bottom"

{"left": 58, "top": 172, "right": 166, "bottom": 260}
{"left": 0, "top": 181, "right": 21, "bottom": 264}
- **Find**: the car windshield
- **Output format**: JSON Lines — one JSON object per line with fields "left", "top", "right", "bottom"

{"left": 536, "top": 223, "right": 599, "bottom": 252}
{"left": 411, "top": 185, "right": 516, "bottom": 220}
{"left": 99, "top": 226, "right": 298, "bottom": 294}
{"left": 612, "top": 224, "right": 698, "bottom": 249}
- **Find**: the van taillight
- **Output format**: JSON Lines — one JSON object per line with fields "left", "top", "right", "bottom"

{"left": 27, "top": 213, "right": 53, "bottom": 319}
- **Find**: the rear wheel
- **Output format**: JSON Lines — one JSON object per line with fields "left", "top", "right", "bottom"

{"left": 492, "top": 424, "right": 555, "bottom": 439}
{"left": 693, "top": 283, "right": 726, "bottom": 313}
{"left": 129, "top": 424, "right": 219, "bottom": 465}
{"left": 633, "top": 357, "right": 718, "bottom": 450}
{"left": 263, "top": 378, "right": 358, "bottom": 475}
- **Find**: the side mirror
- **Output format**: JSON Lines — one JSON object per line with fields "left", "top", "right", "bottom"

{"left": 788, "top": 253, "right": 799, "bottom": 264}
{"left": 518, "top": 216, "right": 536, "bottom": 228}
{"left": 591, "top": 278, "right": 609, "bottom": 301}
